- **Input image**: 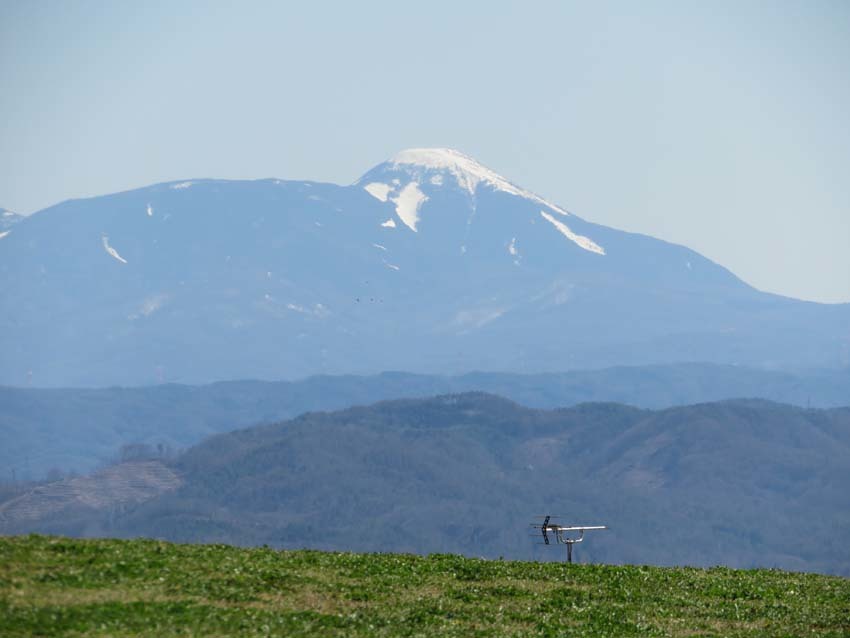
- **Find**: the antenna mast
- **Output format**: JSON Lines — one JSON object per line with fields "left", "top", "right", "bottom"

{"left": 530, "top": 515, "right": 607, "bottom": 563}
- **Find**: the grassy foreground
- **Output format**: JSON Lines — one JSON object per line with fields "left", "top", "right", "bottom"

{"left": 1, "top": 536, "right": 848, "bottom": 637}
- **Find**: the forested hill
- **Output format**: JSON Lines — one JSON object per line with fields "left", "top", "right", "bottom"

{"left": 3, "top": 362, "right": 849, "bottom": 480}
{"left": 4, "top": 394, "right": 849, "bottom": 575}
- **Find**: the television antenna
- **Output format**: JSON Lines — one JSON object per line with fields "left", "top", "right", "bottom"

{"left": 530, "top": 515, "right": 607, "bottom": 563}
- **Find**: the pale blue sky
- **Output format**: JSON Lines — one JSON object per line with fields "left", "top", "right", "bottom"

{"left": 2, "top": 1, "right": 849, "bottom": 302}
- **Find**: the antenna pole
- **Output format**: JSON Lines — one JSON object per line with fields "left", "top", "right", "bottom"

{"left": 530, "top": 517, "right": 606, "bottom": 564}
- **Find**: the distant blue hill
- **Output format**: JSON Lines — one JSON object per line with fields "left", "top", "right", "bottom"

{"left": 2, "top": 363, "right": 848, "bottom": 480}
{"left": 1, "top": 148, "right": 848, "bottom": 386}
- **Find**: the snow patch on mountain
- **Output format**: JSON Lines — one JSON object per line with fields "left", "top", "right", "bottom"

{"left": 146, "top": 204, "right": 153, "bottom": 217}
{"left": 508, "top": 237, "right": 521, "bottom": 265}
{"left": 102, "top": 235, "right": 128, "bottom": 264}
{"left": 364, "top": 182, "right": 391, "bottom": 202}
{"left": 129, "top": 294, "right": 168, "bottom": 320}
{"left": 453, "top": 307, "right": 505, "bottom": 332}
{"left": 365, "top": 178, "right": 428, "bottom": 232}
{"left": 391, "top": 182, "right": 428, "bottom": 232}
{"left": 140, "top": 294, "right": 166, "bottom": 316}
{"left": 171, "top": 181, "right": 193, "bottom": 190}
{"left": 0, "top": 209, "right": 23, "bottom": 231}
{"left": 285, "top": 302, "right": 330, "bottom": 318}
{"left": 0, "top": 230, "right": 10, "bottom": 240}
{"left": 540, "top": 211, "right": 605, "bottom": 256}
{"left": 389, "top": 148, "right": 569, "bottom": 215}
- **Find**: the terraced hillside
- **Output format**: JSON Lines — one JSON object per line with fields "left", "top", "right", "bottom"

{"left": 0, "top": 461, "right": 180, "bottom": 526}
{"left": 1, "top": 536, "right": 848, "bottom": 637}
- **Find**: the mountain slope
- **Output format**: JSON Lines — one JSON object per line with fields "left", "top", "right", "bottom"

{"left": 1, "top": 149, "right": 848, "bottom": 386}
{"left": 5, "top": 394, "right": 849, "bottom": 575}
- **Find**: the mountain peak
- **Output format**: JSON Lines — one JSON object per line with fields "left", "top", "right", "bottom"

{"left": 389, "top": 148, "right": 489, "bottom": 182}
{"left": 363, "top": 148, "right": 569, "bottom": 216}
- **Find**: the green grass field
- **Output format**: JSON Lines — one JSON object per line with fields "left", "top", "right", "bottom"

{"left": 1, "top": 535, "right": 848, "bottom": 637}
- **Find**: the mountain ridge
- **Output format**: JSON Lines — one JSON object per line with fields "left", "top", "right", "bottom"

{"left": 4, "top": 393, "right": 849, "bottom": 575}
{"left": 3, "top": 362, "right": 849, "bottom": 481}
{"left": 1, "top": 149, "right": 848, "bottom": 386}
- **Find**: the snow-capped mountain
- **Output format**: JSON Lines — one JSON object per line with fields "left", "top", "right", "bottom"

{"left": 1, "top": 149, "right": 847, "bottom": 386}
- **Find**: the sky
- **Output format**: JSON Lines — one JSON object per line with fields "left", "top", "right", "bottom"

{"left": 2, "top": 0, "right": 849, "bottom": 303}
